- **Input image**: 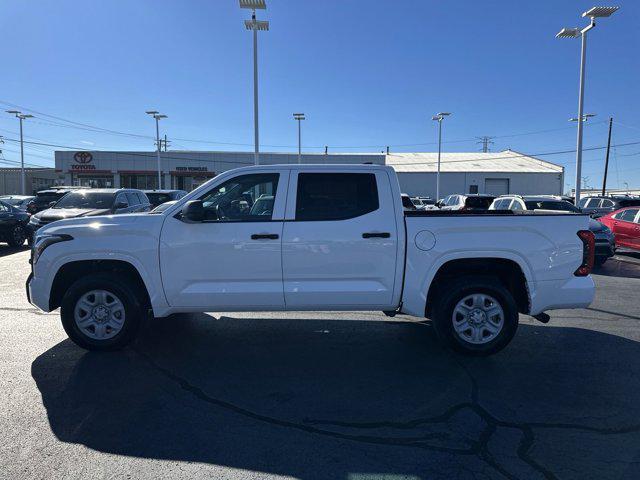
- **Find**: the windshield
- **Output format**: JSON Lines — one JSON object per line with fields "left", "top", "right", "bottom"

{"left": 524, "top": 200, "right": 579, "bottom": 212}
{"left": 146, "top": 193, "right": 172, "bottom": 205}
{"left": 53, "top": 192, "right": 114, "bottom": 209}
{"left": 0, "top": 197, "right": 26, "bottom": 206}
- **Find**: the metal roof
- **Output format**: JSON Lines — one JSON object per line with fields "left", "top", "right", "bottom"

{"left": 385, "top": 150, "right": 563, "bottom": 173}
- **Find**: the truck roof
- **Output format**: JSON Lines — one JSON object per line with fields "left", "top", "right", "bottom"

{"left": 226, "top": 163, "right": 394, "bottom": 174}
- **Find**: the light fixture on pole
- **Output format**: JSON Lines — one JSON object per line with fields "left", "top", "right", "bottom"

{"left": 6, "top": 110, "right": 34, "bottom": 195}
{"left": 569, "top": 113, "right": 596, "bottom": 122}
{"left": 556, "top": 5, "right": 619, "bottom": 205}
{"left": 240, "top": 0, "right": 269, "bottom": 165}
{"left": 293, "top": 113, "right": 305, "bottom": 164}
{"left": 432, "top": 112, "right": 451, "bottom": 201}
{"left": 145, "top": 110, "right": 167, "bottom": 189}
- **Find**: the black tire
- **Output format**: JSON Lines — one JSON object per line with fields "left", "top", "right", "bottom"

{"left": 431, "top": 275, "right": 519, "bottom": 356}
{"left": 594, "top": 257, "right": 607, "bottom": 267}
{"left": 7, "top": 224, "right": 27, "bottom": 247}
{"left": 60, "top": 273, "right": 144, "bottom": 351}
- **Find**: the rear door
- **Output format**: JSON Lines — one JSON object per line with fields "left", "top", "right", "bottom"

{"left": 281, "top": 170, "right": 399, "bottom": 309}
{"left": 612, "top": 208, "right": 639, "bottom": 248}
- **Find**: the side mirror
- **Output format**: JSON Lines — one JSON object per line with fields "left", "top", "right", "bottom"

{"left": 113, "top": 201, "right": 128, "bottom": 211}
{"left": 49, "top": 201, "right": 56, "bottom": 207}
{"left": 181, "top": 200, "right": 205, "bottom": 223}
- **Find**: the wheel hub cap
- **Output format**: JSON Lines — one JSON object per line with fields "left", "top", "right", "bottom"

{"left": 92, "top": 305, "right": 110, "bottom": 322}
{"left": 452, "top": 293, "right": 505, "bottom": 345}
{"left": 73, "top": 289, "right": 125, "bottom": 340}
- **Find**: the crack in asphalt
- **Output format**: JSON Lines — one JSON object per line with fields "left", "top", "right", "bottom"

{"left": 134, "top": 348, "right": 640, "bottom": 480}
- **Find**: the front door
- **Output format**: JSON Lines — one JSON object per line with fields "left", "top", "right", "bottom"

{"left": 613, "top": 208, "right": 640, "bottom": 249}
{"left": 281, "top": 170, "right": 399, "bottom": 309}
{"left": 160, "top": 170, "right": 288, "bottom": 309}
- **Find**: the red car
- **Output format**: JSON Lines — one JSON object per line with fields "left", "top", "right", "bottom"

{"left": 598, "top": 207, "right": 640, "bottom": 251}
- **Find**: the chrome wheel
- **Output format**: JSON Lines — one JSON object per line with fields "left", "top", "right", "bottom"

{"left": 452, "top": 293, "right": 504, "bottom": 345}
{"left": 74, "top": 290, "right": 125, "bottom": 340}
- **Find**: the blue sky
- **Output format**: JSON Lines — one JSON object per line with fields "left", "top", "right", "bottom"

{"left": 1, "top": 0, "right": 639, "bottom": 191}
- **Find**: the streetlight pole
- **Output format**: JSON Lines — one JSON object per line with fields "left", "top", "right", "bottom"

{"left": 6, "top": 110, "right": 34, "bottom": 195}
{"left": 240, "top": 0, "right": 269, "bottom": 165}
{"left": 556, "top": 5, "right": 619, "bottom": 205}
{"left": 432, "top": 112, "right": 451, "bottom": 201}
{"left": 145, "top": 111, "right": 167, "bottom": 189}
{"left": 293, "top": 113, "right": 305, "bottom": 164}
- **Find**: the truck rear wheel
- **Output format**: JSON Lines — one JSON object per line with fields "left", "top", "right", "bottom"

{"left": 60, "top": 273, "right": 144, "bottom": 351}
{"left": 431, "top": 275, "right": 518, "bottom": 356}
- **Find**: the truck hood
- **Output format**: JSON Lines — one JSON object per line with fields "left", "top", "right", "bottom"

{"left": 36, "top": 212, "right": 164, "bottom": 239}
{"left": 34, "top": 208, "right": 112, "bottom": 222}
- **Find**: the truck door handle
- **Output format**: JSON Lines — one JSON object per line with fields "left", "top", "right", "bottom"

{"left": 251, "top": 233, "right": 279, "bottom": 240}
{"left": 362, "top": 232, "right": 391, "bottom": 239}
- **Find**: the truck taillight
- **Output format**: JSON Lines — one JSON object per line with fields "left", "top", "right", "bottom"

{"left": 574, "top": 230, "right": 595, "bottom": 276}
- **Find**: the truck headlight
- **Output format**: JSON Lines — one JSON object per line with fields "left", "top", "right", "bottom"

{"left": 32, "top": 234, "right": 73, "bottom": 265}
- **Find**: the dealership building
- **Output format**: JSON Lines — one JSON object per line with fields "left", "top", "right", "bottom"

{"left": 54, "top": 149, "right": 564, "bottom": 197}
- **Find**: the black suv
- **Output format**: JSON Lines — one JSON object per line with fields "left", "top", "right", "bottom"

{"left": 578, "top": 195, "right": 640, "bottom": 218}
{"left": 26, "top": 186, "right": 82, "bottom": 214}
{"left": 28, "top": 188, "right": 151, "bottom": 237}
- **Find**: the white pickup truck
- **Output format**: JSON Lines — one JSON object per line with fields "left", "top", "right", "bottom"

{"left": 27, "top": 165, "right": 596, "bottom": 355}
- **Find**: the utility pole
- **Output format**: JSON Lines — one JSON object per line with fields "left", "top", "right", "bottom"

{"left": 240, "top": 0, "right": 269, "bottom": 165}
{"left": 293, "top": 113, "right": 305, "bottom": 164}
{"left": 145, "top": 111, "right": 167, "bottom": 189}
{"left": 432, "top": 112, "right": 451, "bottom": 201}
{"left": 5, "top": 111, "right": 34, "bottom": 195}
{"left": 601, "top": 116, "right": 613, "bottom": 196}
{"left": 476, "top": 136, "right": 494, "bottom": 153}
{"left": 556, "top": 6, "right": 620, "bottom": 206}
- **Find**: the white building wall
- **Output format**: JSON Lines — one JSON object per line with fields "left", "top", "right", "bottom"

{"left": 396, "top": 171, "right": 563, "bottom": 198}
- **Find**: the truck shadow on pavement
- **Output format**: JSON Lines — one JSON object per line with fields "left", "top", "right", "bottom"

{"left": 32, "top": 315, "right": 640, "bottom": 480}
{"left": 0, "top": 245, "right": 29, "bottom": 258}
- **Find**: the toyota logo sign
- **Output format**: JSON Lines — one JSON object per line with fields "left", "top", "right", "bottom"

{"left": 74, "top": 152, "right": 93, "bottom": 164}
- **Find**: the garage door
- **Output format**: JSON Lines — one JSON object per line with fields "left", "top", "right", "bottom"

{"left": 485, "top": 178, "right": 510, "bottom": 196}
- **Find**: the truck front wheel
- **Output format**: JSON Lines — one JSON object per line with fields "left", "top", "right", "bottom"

{"left": 60, "top": 273, "right": 144, "bottom": 351}
{"left": 431, "top": 276, "right": 518, "bottom": 356}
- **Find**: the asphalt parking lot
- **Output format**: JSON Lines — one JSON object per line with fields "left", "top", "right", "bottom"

{"left": 1, "top": 247, "right": 640, "bottom": 480}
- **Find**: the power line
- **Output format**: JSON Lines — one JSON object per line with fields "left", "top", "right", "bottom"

{"left": 0, "top": 99, "right": 605, "bottom": 151}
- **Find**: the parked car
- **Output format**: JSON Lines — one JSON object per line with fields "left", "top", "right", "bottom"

{"left": 438, "top": 194, "right": 496, "bottom": 211}
{"left": 578, "top": 195, "right": 640, "bottom": 219}
{"left": 0, "top": 200, "right": 30, "bottom": 247}
{"left": 0, "top": 195, "right": 35, "bottom": 211}
{"left": 27, "top": 165, "right": 595, "bottom": 356}
{"left": 410, "top": 197, "right": 427, "bottom": 211}
{"left": 142, "top": 189, "right": 188, "bottom": 209}
{"left": 418, "top": 197, "right": 437, "bottom": 208}
{"left": 598, "top": 207, "right": 640, "bottom": 252}
{"left": 489, "top": 195, "right": 615, "bottom": 266}
{"left": 26, "top": 187, "right": 82, "bottom": 215}
{"left": 28, "top": 188, "right": 151, "bottom": 237}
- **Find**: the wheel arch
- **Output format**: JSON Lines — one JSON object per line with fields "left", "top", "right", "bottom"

{"left": 49, "top": 259, "right": 151, "bottom": 312}
{"left": 424, "top": 256, "right": 531, "bottom": 318}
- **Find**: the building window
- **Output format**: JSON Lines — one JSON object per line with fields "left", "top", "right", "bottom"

{"left": 72, "top": 175, "right": 114, "bottom": 188}
{"left": 120, "top": 174, "right": 162, "bottom": 190}
{"left": 469, "top": 184, "right": 479, "bottom": 194}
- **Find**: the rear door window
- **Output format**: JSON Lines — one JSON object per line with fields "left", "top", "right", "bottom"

{"left": 586, "top": 198, "right": 602, "bottom": 208}
{"left": 617, "top": 209, "right": 639, "bottom": 222}
{"left": 295, "top": 173, "right": 379, "bottom": 221}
